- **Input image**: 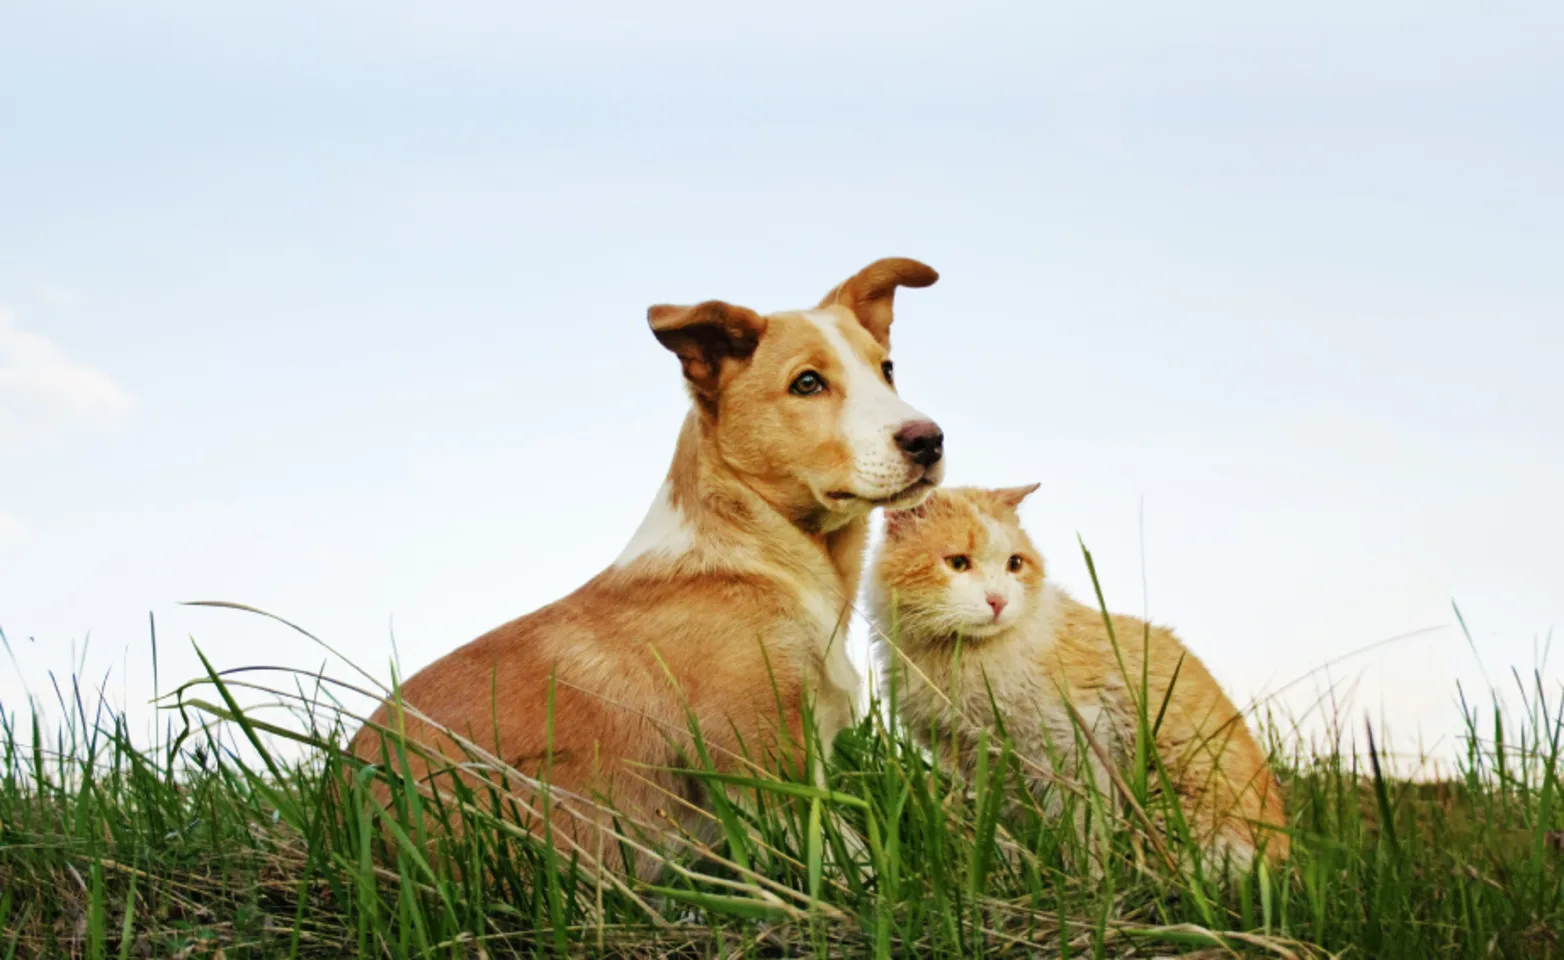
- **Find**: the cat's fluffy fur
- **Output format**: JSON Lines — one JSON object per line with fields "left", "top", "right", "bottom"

{"left": 869, "top": 486, "right": 1288, "bottom": 870}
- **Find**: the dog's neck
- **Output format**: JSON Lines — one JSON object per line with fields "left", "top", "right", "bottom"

{"left": 622, "top": 408, "right": 868, "bottom": 612}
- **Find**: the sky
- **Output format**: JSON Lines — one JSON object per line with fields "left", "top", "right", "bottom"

{"left": 2, "top": 1, "right": 1561, "bottom": 773}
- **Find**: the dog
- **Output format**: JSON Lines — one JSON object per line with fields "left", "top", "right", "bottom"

{"left": 348, "top": 258, "right": 945, "bottom": 876}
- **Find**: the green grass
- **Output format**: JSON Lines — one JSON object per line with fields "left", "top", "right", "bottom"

{"left": 2, "top": 604, "right": 1562, "bottom": 958}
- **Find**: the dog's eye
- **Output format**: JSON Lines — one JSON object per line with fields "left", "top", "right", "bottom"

{"left": 946, "top": 555, "right": 970, "bottom": 572}
{"left": 790, "top": 371, "right": 826, "bottom": 396}
{"left": 881, "top": 360, "right": 894, "bottom": 385}
{"left": 1007, "top": 555, "right": 1024, "bottom": 573}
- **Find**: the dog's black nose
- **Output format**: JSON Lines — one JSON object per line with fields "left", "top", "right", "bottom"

{"left": 895, "top": 420, "right": 944, "bottom": 467}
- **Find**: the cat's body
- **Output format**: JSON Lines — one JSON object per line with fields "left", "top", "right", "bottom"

{"left": 869, "top": 486, "right": 1288, "bottom": 870}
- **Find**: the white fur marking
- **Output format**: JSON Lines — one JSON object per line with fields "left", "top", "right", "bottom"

{"left": 979, "top": 514, "right": 1011, "bottom": 565}
{"left": 799, "top": 587, "right": 861, "bottom": 753}
{"left": 614, "top": 480, "right": 696, "bottom": 568}
{"left": 1033, "top": 582, "right": 1066, "bottom": 650}
{"left": 800, "top": 310, "right": 929, "bottom": 500}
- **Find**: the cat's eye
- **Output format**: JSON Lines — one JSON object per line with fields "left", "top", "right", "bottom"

{"left": 790, "top": 371, "right": 826, "bottom": 396}
{"left": 946, "top": 555, "right": 970, "bottom": 572}
{"left": 1007, "top": 555, "right": 1024, "bottom": 573}
{"left": 881, "top": 360, "right": 894, "bottom": 385}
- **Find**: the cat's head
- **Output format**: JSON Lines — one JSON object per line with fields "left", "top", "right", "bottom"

{"left": 874, "top": 484, "right": 1045, "bottom": 643}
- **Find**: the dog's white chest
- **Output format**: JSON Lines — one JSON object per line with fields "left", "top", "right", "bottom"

{"left": 797, "top": 588, "right": 861, "bottom": 751}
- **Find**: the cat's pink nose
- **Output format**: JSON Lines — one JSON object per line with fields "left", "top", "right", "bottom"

{"left": 986, "top": 594, "right": 1007, "bottom": 618}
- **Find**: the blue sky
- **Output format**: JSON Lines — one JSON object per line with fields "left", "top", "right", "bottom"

{"left": 3, "top": 1, "right": 1561, "bottom": 767}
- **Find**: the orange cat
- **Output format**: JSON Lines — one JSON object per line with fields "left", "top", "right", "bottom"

{"left": 869, "top": 485, "right": 1288, "bottom": 870}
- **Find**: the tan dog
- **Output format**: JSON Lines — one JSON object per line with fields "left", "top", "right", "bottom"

{"left": 871, "top": 486, "right": 1288, "bottom": 871}
{"left": 350, "top": 258, "right": 945, "bottom": 875}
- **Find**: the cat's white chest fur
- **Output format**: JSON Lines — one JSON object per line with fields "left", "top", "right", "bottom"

{"left": 879, "top": 583, "right": 1116, "bottom": 783}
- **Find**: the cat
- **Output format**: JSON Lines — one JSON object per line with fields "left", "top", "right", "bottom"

{"left": 868, "top": 485, "right": 1289, "bottom": 871}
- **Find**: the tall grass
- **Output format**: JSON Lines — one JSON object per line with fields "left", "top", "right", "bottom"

{"left": 2, "top": 602, "right": 1561, "bottom": 958}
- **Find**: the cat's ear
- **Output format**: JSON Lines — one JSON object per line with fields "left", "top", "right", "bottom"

{"left": 987, "top": 483, "right": 1040, "bottom": 513}
{"left": 884, "top": 500, "right": 932, "bottom": 536}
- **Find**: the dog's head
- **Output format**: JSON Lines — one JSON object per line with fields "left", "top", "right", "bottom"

{"left": 649, "top": 257, "right": 945, "bottom": 531}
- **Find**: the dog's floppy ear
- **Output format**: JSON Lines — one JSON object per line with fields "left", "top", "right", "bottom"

{"left": 820, "top": 257, "right": 939, "bottom": 346}
{"left": 986, "top": 483, "right": 1040, "bottom": 513}
{"left": 648, "top": 300, "right": 767, "bottom": 398}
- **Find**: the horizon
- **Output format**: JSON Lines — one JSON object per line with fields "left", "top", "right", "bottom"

{"left": 2, "top": 1, "right": 1561, "bottom": 772}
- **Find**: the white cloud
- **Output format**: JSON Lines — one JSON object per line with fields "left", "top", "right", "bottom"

{"left": 0, "top": 306, "right": 132, "bottom": 439}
